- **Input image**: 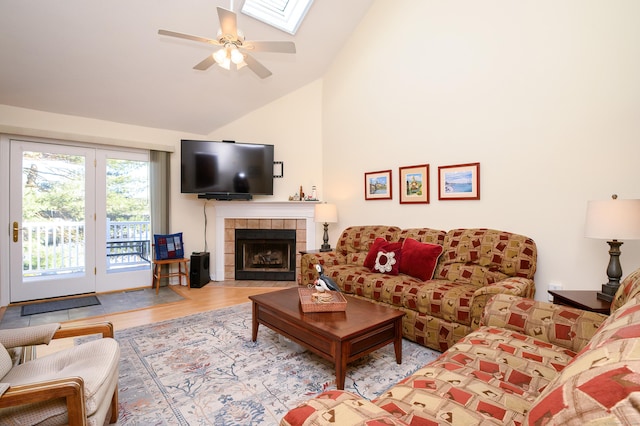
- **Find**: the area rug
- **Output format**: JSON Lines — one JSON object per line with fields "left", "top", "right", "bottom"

{"left": 21, "top": 295, "right": 100, "bottom": 316}
{"left": 111, "top": 302, "right": 441, "bottom": 425}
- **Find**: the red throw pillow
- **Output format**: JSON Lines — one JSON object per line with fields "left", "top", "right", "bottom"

{"left": 399, "top": 237, "right": 443, "bottom": 281}
{"left": 372, "top": 245, "right": 402, "bottom": 275}
{"left": 364, "top": 238, "right": 391, "bottom": 269}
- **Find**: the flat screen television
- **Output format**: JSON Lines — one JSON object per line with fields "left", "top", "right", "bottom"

{"left": 181, "top": 140, "right": 274, "bottom": 200}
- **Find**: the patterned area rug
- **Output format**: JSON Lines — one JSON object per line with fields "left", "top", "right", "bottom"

{"left": 113, "top": 302, "right": 440, "bottom": 425}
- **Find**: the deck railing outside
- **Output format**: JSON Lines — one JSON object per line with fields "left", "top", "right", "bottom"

{"left": 22, "top": 220, "right": 151, "bottom": 276}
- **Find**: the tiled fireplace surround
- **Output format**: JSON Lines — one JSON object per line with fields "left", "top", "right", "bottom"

{"left": 213, "top": 202, "right": 318, "bottom": 281}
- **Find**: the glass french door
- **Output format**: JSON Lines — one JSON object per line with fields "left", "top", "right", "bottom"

{"left": 9, "top": 140, "right": 96, "bottom": 302}
{"left": 9, "top": 140, "right": 151, "bottom": 302}
{"left": 95, "top": 150, "right": 151, "bottom": 292}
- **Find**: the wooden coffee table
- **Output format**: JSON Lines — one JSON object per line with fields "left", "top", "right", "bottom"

{"left": 249, "top": 287, "right": 405, "bottom": 390}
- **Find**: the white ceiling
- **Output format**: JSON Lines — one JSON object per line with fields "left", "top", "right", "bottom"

{"left": 0, "top": 0, "right": 373, "bottom": 135}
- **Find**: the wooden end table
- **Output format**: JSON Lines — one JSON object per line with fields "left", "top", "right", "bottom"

{"left": 548, "top": 290, "right": 611, "bottom": 314}
{"left": 249, "top": 287, "right": 405, "bottom": 390}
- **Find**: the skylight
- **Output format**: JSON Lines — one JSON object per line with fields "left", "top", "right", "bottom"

{"left": 241, "top": 0, "right": 313, "bottom": 35}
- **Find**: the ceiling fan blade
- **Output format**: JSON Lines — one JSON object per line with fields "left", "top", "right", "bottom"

{"left": 217, "top": 7, "right": 238, "bottom": 39}
{"left": 158, "top": 29, "right": 221, "bottom": 46}
{"left": 193, "top": 54, "right": 216, "bottom": 71}
{"left": 242, "top": 41, "right": 296, "bottom": 54}
{"left": 243, "top": 54, "right": 272, "bottom": 79}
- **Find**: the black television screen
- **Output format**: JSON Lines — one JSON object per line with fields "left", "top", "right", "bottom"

{"left": 181, "top": 140, "right": 274, "bottom": 196}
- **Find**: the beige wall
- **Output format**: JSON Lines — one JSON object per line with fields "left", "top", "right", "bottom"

{"left": 321, "top": 0, "right": 640, "bottom": 298}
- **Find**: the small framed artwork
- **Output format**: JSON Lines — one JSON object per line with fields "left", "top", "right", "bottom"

{"left": 399, "top": 164, "right": 429, "bottom": 204}
{"left": 438, "top": 162, "right": 480, "bottom": 200}
{"left": 364, "top": 170, "right": 392, "bottom": 200}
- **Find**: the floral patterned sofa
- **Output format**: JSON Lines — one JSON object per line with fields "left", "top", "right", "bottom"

{"left": 282, "top": 268, "right": 640, "bottom": 425}
{"left": 301, "top": 226, "right": 537, "bottom": 351}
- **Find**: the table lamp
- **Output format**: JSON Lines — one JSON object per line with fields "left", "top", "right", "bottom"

{"left": 314, "top": 203, "right": 338, "bottom": 252}
{"left": 585, "top": 195, "right": 640, "bottom": 302}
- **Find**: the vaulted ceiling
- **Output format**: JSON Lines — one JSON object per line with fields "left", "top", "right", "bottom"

{"left": 0, "top": 0, "right": 373, "bottom": 135}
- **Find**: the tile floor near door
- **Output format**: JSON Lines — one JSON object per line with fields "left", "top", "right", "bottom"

{"left": 0, "top": 287, "right": 184, "bottom": 329}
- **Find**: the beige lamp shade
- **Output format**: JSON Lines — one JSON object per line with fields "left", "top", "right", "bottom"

{"left": 585, "top": 198, "right": 640, "bottom": 240}
{"left": 314, "top": 203, "right": 338, "bottom": 224}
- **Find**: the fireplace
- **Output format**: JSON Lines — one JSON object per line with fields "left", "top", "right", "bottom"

{"left": 213, "top": 202, "right": 318, "bottom": 281}
{"left": 235, "top": 229, "right": 296, "bottom": 281}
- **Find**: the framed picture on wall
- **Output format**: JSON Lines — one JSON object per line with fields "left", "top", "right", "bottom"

{"left": 364, "top": 170, "right": 392, "bottom": 200}
{"left": 438, "top": 162, "right": 480, "bottom": 200}
{"left": 399, "top": 164, "right": 429, "bottom": 204}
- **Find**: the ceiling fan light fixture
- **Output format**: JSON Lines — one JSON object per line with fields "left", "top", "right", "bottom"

{"left": 217, "top": 57, "right": 231, "bottom": 70}
{"left": 230, "top": 46, "right": 244, "bottom": 64}
{"left": 213, "top": 48, "right": 228, "bottom": 64}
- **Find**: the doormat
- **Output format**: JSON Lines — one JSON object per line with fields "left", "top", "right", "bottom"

{"left": 21, "top": 295, "right": 101, "bottom": 316}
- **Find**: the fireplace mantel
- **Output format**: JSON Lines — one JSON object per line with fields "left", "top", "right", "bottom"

{"left": 213, "top": 201, "right": 318, "bottom": 281}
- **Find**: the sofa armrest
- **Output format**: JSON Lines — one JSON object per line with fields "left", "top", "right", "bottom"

{"left": 481, "top": 294, "right": 607, "bottom": 353}
{"left": 300, "top": 252, "right": 345, "bottom": 286}
{"left": 468, "top": 277, "right": 536, "bottom": 329}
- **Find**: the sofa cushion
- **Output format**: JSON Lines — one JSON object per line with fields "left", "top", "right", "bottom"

{"left": 373, "top": 326, "right": 575, "bottom": 425}
{"left": 399, "top": 237, "right": 443, "bottom": 281}
{"left": 396, "top": 227, "right": 446, "bottom": 245}
{"left": 436, "top": 229, "right": 537, "bottom": 286}
{"left": 404, "top": 281, "right": 478, "bottom": 326}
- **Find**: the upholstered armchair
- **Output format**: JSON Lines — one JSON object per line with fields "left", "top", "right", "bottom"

{"left": 0, "top": 322, "right": 120, "bottom": 425}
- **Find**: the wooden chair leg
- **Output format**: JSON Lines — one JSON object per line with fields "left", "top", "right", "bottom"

{"left": 109, "top": 386, "right": 118, "bottom": 424}
{"left": 153, "top": 264, "right": 160, "bottom": 294}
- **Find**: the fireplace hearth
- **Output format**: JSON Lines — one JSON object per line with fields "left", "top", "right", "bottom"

{"left": 235, "top": 229, "right": 296, "bottom": 281}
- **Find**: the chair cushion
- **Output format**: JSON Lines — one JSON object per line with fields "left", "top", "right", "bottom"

{"left": 0, "top": 338, "right": 119, "bottom": 425}
{"left": 154, "top": 232, "right": 184, "bottom": 260}
{"left": 0, "top": 343, "right": 12, "bottom": 382}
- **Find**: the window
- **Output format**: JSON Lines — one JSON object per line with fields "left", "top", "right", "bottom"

{"left": 241, "top": 0, "right": 313, "bottom": 35}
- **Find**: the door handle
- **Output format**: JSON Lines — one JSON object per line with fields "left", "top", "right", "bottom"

{"left": 12, "top": 221, "right": 22, "bottom": 243}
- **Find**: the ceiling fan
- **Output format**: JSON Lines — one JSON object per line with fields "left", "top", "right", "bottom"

{"left": 158, "top": 6, "right": 296, "bottom": 79}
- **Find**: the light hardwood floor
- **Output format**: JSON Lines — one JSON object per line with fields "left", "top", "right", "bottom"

{"left": 33, "top": 282, "right": 294, "bottom": 353}
{"left": 66, "top": 284, "right": 290, "bottom": 330}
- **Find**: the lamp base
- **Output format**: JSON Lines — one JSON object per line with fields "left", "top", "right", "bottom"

{"left": 597, "top": 286, "right": 615, "bottom": 302}
{"left": 596, "top": 240, "right": 624, "bottom": 303}
{"left": 319, "top": 222, "right": 332, "bottom": 252}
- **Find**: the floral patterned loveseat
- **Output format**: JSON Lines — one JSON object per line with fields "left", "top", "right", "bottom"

{"left": 282, "top": 268, "right": 640, "bottom": 426}
{"left": 301, "top": 226, "right": 537, "bottom": 351}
